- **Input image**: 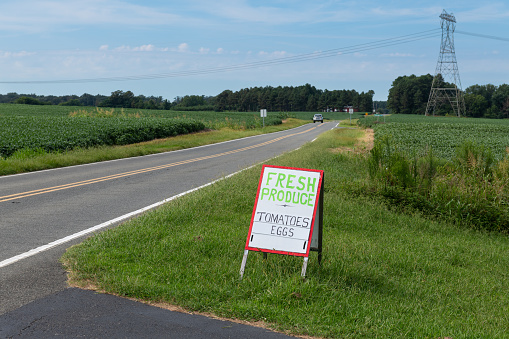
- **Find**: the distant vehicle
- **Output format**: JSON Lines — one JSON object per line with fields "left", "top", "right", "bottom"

{"left": 313, "top": 114, "right": 323, "bottom": 123}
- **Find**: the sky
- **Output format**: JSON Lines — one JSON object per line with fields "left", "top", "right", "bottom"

{"left": 0, "top": 0, "right": 508, "bottom": 102}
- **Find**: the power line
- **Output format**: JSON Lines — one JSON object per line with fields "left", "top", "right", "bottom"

{"left": 456, "top": 30, "right": 509, "bottom": 43}
{"left": 0, "top": 29, "right": 443, "bottom": 84}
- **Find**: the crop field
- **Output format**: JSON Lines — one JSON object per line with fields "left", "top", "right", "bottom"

{"left": 0, "top": 104, "right": 289, "bottom": 159}
{"left": 0, "top": 103, "right": 362, "bottom": 120}
{"left": 0, "top": 116, "right": 207, "bottom": 158}
{"left": 359, "top": 114, "right": 509, "bottom": 159}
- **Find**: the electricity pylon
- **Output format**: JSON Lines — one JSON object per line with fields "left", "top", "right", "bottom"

{"left": 425, "top": 10, "right": 465, "bottom": 117}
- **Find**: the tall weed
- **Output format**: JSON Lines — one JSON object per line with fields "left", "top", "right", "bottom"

{"left": 454, "top": 140, "right": 495, "bottom": 178}
{"left": 69, "top": 107, "right": 143, "bottom": 118}
{"left": 366, "top": 137, "right": 509, "bottom": 232}
{"left": 368, "top": 135, "right": 441, "bottom": 191}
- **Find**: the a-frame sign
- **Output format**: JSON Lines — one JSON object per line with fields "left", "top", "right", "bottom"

{"left": 240, "top": 165, "right": 324, "bottom": 279}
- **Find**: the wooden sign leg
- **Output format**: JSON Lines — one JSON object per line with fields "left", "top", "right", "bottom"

{"left": 301, "top": 256, "right": 309, "bottom": 278}
{"left": 239, "top": 250, "right": 249, "bottom": 280}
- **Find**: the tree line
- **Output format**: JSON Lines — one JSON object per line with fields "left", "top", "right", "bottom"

{"left": 214, "top": 84, "right": 374, "bottom": 112}
{"left": 387, "top": 74, "right": 509, "bottom": 118}
{"left": 0, "top": 92, "right": 174, "bottom": 110}
{"left": 1, "top": 83, "right": 375, "bottom": 113}
{"left": 0, "top": 92, "right": 108, "bottom": 106}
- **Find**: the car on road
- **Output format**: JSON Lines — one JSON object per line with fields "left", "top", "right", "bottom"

{"left": 313, "top": 114, "right": 323, "bottom": 123}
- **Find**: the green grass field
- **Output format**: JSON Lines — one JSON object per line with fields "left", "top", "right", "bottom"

{"left": 62, "top": 126, "right": 509, "bottom": 338}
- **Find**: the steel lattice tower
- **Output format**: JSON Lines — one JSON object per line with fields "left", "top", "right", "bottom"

{"left": 425, "top": 10, "right": 465, "bottom": 117}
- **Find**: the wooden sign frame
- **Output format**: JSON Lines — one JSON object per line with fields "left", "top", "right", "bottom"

{"left": 240, "top": 165, "right": 324, "bottom": 279}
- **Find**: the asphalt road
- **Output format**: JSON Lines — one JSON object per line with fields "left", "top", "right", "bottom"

{"left": 0, "top": 122, "right": 336, "bottom": 337}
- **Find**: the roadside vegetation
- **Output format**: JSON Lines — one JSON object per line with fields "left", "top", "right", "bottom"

{"left": 63, "top": 116, "right": 509, "bottom": 338}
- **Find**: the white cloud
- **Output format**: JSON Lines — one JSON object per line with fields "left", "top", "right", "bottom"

{"left": 98, "top": 44, "right": 171, "bottom": 52}
{"left": 178, "top": 43, "right": 190, "bottom": 53}
{"left": 271, "top": 51, "right": 287, "bottom": 57}
{"left": 1, "top": 50, "right": 34, "bottom": 58}
{"left": 258, "top": 50, "right": 287, "bottom": 58}
{"left": 134, "top": 44, "right": 155, "bottom": 52}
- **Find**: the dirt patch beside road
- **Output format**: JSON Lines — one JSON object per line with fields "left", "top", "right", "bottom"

{"left": 329, "top": 128, "right": 374, "bottom": 155}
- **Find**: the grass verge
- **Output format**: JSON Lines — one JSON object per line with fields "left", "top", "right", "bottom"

{"left": 0, "top": 118, "right": 307, "bottom": 176}
{"left": 62, "top": 127, "right": 509, "bottom": 338}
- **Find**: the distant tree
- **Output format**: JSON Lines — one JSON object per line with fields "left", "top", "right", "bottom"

{"left": 388, "top": 74, "right": 434, "bottom": 114}
{"left": 464, "top": 94, "right": 488, "bottom": 118}
{"left": 492, "top": 84, "right": 509, "bottom": 119}
{"left": 465, "top": 84, "right": 496, "bottom": 108}
{"left": 99, "top": 90, "right": 136, "bottom": 108}
{"left": 60, "top": 99, "right": 82, "bottom": 106}
{"left": 162, "top": 99, "right": 172, "bottom": 110}
{"left": 179, "top": 95, "right": 206, "bottom": 107}
{"left": 79, "top": 93, "right": 97, "bottom": 106}
{"left": 306, "top": 94, "right": 318, "bottom": 111}
{"left": 14, "top": 96, "right": 50, "bottom": 105}
{"left": 214, "top": 90, "right": 233, "bottom": 111}
{"left": 0, "top": 92, "right": 20, "bottom": 103}
{"left": 359, "top": 90, "right": 374, "bottom": 112}
{"left": 317, "top": 89, "right": 329, "bottom": 111}
{"left": 464, "top": 83, "right": 509, "bottom": 118}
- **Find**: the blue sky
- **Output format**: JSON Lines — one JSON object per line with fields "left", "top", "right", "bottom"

{"left": 0, "top": 0, "right": 508, "bottom": 102}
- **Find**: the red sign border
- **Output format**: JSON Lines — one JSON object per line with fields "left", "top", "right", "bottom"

{"left": 244, "top": 164, "right": 324, "bottom": 257}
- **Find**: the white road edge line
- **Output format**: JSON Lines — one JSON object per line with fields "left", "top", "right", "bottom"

{"left": 0, "top": 168, "right": 250, "bottom": 269}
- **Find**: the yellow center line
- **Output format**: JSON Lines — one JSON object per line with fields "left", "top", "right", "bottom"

{"left": 0, "top": 124, "right": 324, "bottom": 203}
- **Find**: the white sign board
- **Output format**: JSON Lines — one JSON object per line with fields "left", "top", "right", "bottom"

{"left": 349, "top": 108, "right": 354, "bottom": 114}
{"left": 245, "top": 165, "right": 323, "bottom": 256}
{"left": 260, "top": 109, "right": 267, "bottom": 117}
